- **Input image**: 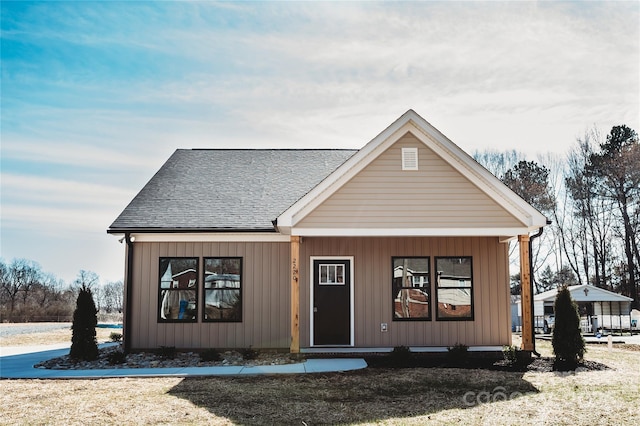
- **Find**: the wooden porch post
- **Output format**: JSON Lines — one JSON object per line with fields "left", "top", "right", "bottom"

{"left": 519, "top": 234, "right": 534, "bottom": 351}
{"left": 290, "top": 236, "right": 300, "bottom": 353}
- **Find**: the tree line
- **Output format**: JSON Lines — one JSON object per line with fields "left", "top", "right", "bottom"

{"left": 0, "top": 258, "right": 123, "bottom": 322}
{"left": 475, "top": 124, "right": 639, "bottom": 308}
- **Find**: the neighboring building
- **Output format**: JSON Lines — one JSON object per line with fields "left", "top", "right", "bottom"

{"left": 534, "top": 284, "right": 634, "bottom": 334}
{"left": 108, "top": 110, "right": 547, "bottom": 353}
{"left": 511, "top": 295, "right": 521, "bottom": 332}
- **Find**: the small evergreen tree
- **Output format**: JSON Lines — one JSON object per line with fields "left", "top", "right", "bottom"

{"left": 69, "top": 284, "right": 99, "bottom": 361}
{"left": 552, "top": 286, "right": 585, "bottom": 368}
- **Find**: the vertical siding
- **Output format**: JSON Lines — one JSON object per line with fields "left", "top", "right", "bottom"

{"left": 130, "top": 236, "right": 511, "bottom": 350}
{"left": 300, "top": 236, "right": 511, "bottom": 348}
{"left": 297, "top": 133, "right": 524, "bottom": 229}
{"left": 129, "top": 241, "right": 290, "bottom": 350}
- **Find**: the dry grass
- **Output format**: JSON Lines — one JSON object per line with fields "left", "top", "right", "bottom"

{"left": 1, "top": 324, "right": 116, "bottom": 347}
{"left": 1, "top": 330, "right": 639, "bottom": 425}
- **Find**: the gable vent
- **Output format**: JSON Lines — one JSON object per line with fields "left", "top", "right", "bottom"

{"left": 402, "top": 147, "right": 418, "bottom": 170}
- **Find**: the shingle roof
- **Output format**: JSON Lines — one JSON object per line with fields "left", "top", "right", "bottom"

{"left": 108, "top": 149, "right": 357, "bottom": 232}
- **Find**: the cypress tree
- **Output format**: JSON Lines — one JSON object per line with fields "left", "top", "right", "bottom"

{"left": 69, "top": 284, "right": 99, "bottom": 361}
{"left": 552, "top": 286, "right": 586, "bottom": 369}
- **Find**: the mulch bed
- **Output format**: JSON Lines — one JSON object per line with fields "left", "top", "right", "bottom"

{"left": 35, "top": 345, "right": 298, "bottom": 370}
{"left": 363, "top": 354, "right": 610, "bottom": 373}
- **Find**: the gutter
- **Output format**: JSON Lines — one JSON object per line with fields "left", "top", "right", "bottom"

{"left": 528, "top": 219, "right": 552, "bottom": 357}
{"left": 124, "top": 233, "right": 134, "bottom": 354}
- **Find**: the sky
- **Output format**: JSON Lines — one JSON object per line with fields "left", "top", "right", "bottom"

{"left": 1, "top": 0, "right": 639, "bottom": 285}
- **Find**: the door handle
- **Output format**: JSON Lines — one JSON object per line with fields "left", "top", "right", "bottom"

{"left": 313, "top": 307, "right": 318, "bottom": 312}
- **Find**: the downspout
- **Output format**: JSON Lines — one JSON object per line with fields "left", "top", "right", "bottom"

{"left": 528, "top": 220, "right": 552, "bottom": 357}
{"left": 124, "top": 233, "right": 134, "bottom": 354}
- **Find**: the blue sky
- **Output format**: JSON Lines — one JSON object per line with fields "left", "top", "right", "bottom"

{"left": 1, "top": 1, "right": 638, "bottom": 284}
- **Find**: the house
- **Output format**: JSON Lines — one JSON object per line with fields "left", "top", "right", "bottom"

{"left": 534, "top": 284, "right": 634, "bottom": 334}
{"left": 108, "top": 110, "right": 547, "bottom": 353}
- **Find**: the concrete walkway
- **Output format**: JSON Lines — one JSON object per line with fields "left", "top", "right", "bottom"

{"left": 0, "top": 344, "right": 367, "bottom": 379}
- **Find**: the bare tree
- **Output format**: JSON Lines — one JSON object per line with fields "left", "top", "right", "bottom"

{"left": 1, "top": 259, "right": 42, "bottom": 320}
{"left": 101, "top": 281, "right": 124, "bottom": 313}
{"left": 587, "top": 125, "right": 640, "bottom": 307}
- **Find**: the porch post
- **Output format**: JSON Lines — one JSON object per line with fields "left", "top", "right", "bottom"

{"left": 519, "top": 234, "right": 534, "bottom": 351}
{"left": 290, "top": 236, "right": 300, "bottom": 353}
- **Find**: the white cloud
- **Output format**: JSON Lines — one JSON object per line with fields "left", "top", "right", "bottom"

{"left": 1, "top": 0, "right": 637, "bottom": 283}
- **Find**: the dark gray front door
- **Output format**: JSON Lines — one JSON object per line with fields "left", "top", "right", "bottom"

{"left": 313, "top": 259, "right": 351, "bottom": 346}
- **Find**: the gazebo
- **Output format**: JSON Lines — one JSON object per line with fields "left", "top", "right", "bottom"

{"left": 534, "top": 284, "right": 634, "bottom": 334}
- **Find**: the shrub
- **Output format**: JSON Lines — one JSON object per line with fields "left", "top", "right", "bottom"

{"left": 156, "top": 346, "right": 177, "bottom": 359}
{"left": 447, "top": 343, "right": 469, "bottom": 365}
{"left": 502, "top": 345, "right": 530, "bottom": 368}
{"left": 69, "top": 285, "right": 99, "bottom": 361}
{"left": 552, "top": 286, "right": 586, "bottom": 369}
{"left": 109, "top": 332, "right": 123, "bottom": 342}
{"left": 389, "top": 346, "right": 413, "bottom": 366}
{"left": 199, "top": 348, "right": 221, "bottom": 362}
{"left": 502, "top": 345, "right": 519, "bottom": 365}
{"left": 108, "top": 350, "right": 127, "bottom": 365}
{"left": 240, "top": 347, "right": 259, "bottom": 360}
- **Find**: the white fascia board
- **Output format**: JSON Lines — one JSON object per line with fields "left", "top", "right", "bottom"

{"left": 291, "top": 227, "right": 536, "bottom": 237}
{"left": 130, "top": 233, "right": 291, "bottom": 243}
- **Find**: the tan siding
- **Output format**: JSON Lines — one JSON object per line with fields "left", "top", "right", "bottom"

{"left": 129, "top": 241, "right": 290, "bottom": 350}
{"left": 299, "top": 236, "right": 511, "bottom": 348}
{"left": 298, "top": 133, "right": 524, "bottom": 229}
{"left": 130, "top": 236, "right": 510, "bottom": 350}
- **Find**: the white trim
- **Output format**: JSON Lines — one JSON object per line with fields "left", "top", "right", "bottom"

{"left": 292, "top": 227, "right": 538, "bottom": 237}
{"left": 130, "top": 233, "right": 290, "bottom": 243}
{"left": 310, "top": 256, "right": 355, "bottom": 347}
{"left": 277, "top": 110, "right": 547, "bottom": 231}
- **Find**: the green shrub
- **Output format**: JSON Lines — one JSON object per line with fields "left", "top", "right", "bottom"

{"left": 156, "top": 346, "right": 177, "bottom": 359}
{"left": 109, "top": 332, "right": 123, "bottom": 342}
{"left": 107, "top": 350, "right": 127, "bottom": 365}
{"left": 447, "top": 343, "right": 469, "bottom": 365}
{"left": 199, "top": 348, "right": 221, "bottom": 362}
{"left": 69, "top": 285, "right": 99, "bottom": 361}
{"left": 552, "top": 286, "right": 586, "bottom": 369}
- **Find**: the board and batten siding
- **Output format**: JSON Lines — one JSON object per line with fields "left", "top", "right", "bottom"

{"left": 299, "top": 236, "right": 511, "bottom": 348}
{"left": 129, "top": 241, "right": 291, "bottom": 350}
{"left": 297, "top": 132, "right": 524, "bottom": 229}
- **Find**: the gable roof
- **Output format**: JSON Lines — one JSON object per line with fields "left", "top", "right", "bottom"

{"left": 276, "top": 110, "right": 548, "bottom": 237}
{"left": 108, "top": 149, "right": 356, "bottom": 233}
{"left": 109, "top": 110, "right": 548, "bottom": 238}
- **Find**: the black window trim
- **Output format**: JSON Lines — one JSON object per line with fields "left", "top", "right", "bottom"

{"left": 157, "top": 257, "right": 199, "bottom": 323}
{"left": 391, "top": 256, "right": 432, "bottom": 321}
{"left": 435, "top": 256, "right": 474, "bottom": 321}
{"left": 202, "top": 256, "right": 243, "bottom": 323}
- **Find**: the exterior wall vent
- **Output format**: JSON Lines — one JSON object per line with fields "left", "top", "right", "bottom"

{"left": 401, "top": 147, "right": 418, "bottom": 170}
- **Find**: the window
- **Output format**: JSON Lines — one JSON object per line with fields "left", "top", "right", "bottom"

{"left": 435, "top": 257, "right": 473, "bottom": 320}
{"left": 158, "top": 258, "right": 198, "bottom": 322}
{"left": 203, "top": 257, "right": 242, "bottom": 322}
{"left": 392, "top": 257, "right": 430, "bottom": 320}
{"left": 319, "top": 263, "right": 345, "bottom": 285}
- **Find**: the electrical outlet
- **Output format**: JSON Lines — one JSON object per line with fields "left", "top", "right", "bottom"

{"left": 381, "top": 323, "right": 388, "bottom": 332}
